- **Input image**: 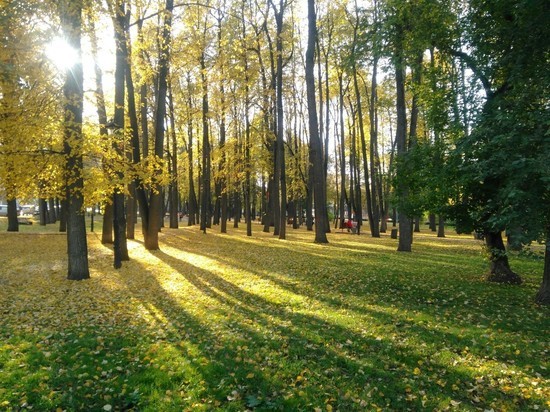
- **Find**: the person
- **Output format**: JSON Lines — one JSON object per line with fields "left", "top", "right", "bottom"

{"left": 345, "top": 218, "right": 353, "bottom": 232}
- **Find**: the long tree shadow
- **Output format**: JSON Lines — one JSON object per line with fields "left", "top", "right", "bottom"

{"left": 141, "top": 239, "right": 547, "bottom": 410}
{"left": 160, "top": 230, "right": 545, "bottom": 340}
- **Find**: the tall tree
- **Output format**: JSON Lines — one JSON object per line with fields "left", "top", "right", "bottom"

{"left": 60, "top": 0, "right": 90, "bottom": 280}
{"left": 269, "top": 0, "right": 287, "bottom": 240}
{"left": 110, "top": 0, "right": 130, "bottom": 268}
{"left": 306, "top": 0, "right": 328, "bottom": 244}
{"left": 145, "top": 0, "right": 174, "bottom": 249}
{"left": 448, "top": 0, "right": 549, "bottom": 285}
{"left": 393, "top": 21, "right": 412, "bottom": 252}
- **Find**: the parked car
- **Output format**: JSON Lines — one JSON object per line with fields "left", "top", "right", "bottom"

{"left": 19, "top": 205, "right": 36, "bottom": 216}
{"left": 0, "top": 205, "right": 7, "bottom": 217}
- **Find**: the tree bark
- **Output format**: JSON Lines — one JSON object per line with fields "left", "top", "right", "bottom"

{"left": 369, "top": 56, "right": 381, "bottom": 237}
{"left": 199, "top": 50, "right": 211, "bottom": 233}
{"left": 306, "top": 0, "right": 328, "bottom": 243}
{"left": 60, "top": 0, "right": 89, "bottom": 280}
{"left": 429, "top": 213, "right": 436, "bottom": 231}
{"left": 7, "top": 199, "right": 18, "bottom": 232}
{"left": 395, "top": 37, "right": 412, "bottom": 252}
{"left": 111, "top": 1, "right": 129, "bottom": 267}
{"left": 338, "top": 73, "right": 346, "bottom": 230}
{"left": 185, "top": 74, "right": 198, "bottom": 226}
{"left": 146, "top": 0, "right": 173, "bottom": 248}
{"left": 271, "top": 0, "right": 287, "bottom": 240}
{"left": 535, "top": 235, "right": 550, "bottom": 305}
{"left": 168, "top": 83, "right": 179, "bottom": 229}
{"left": 485, "top": 231, "right": 522, "bottom": 284}
{"left": 437, "top": 215, "right": 445, "bottom": 238}
{"left": 39, "top": 198, "right": 47, "bottom": 226}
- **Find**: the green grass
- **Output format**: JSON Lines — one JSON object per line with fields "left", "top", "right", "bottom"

{"left": 0, "top": 222, "right": 548, "bottom": 411}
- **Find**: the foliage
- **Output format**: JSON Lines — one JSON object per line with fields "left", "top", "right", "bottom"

{"left": 448, "top": 0, "right": 550, "bottom": 245}
{"left": 0, "top": 225, "right": 548, "bottom": 411}
{"left": 0, "top": 0, "right": 65, "bottom": 202}
{"left": 392, "top": 140, "right": 452, "bottom": 219}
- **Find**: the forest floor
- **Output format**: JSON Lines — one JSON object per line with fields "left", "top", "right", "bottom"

{"left": 0, "top": 221, "right": 548, "bottom": 411}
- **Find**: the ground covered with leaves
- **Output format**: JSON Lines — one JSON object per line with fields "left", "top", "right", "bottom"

{"left": 0, "top": 224, "right": 548, "bottom": 411}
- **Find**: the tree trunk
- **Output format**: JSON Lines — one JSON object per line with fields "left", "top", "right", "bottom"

{"left": 7, "top": 199, "right": 18, "bottom": 232}
{"left": 111, "top": 2, "right": 129, "bottom": 265}
{"left": 219, "top": 47, "right": 228, "bottom": 234}
{"left": 353, "top": 59, "right": 374, "bottom": 236}
{"left": 91, "top": 20, "right": 116, "bottom": 243}
{"left": 395, "top": 41, "right": 412, "bottom": 252}
{"left": 199, "top": 50, "right": 211, "bottom": 234}
{"left": 306, "top": 0, "right": 328, "bottom": 243}
{"left": 263, "top": 177, "right": 273, "bottom": 232}
{"left": 168, "top": 83, "right": 179, "bottom": 229}
{"left": 369, "top": 56, "right": 381, "bottom": 237}
{"left": 61, "top": 0, "right": 89, "bottom": 280}
{"left": 101, "top": 202, "right": 113, "bottom": 243}
{"left": 39, "top": 198, "right": 47, "bottom": 226}
{"left": 535, "top": 235, "right": 550, "bottom": 305}
{"left": 186, "top": 74, "right": 198, "bottom": 226}
{"left": 485, "top": 231, "right": 522, "bottom": 284}
{"left": 59, "top": 199, "right": 67, "bottom": 233}
{"left": 338, "top": 73, "right": 346, "bottom": 230}
{"left": 437, "top": 215, "right": 445, "bottom": 238}
{"left": 273, "top": 2, "right": 286, "bottom": 240}
{"left": 126, "top": 185, "right": 136, "bottom": 239}
{"left": 48, "top": 198, "right": 57, "bottom": 223}
{"left": 240, "top": 12, "right": 252, "bottom": 237}
{"left": 146, "top": 0, "right": 174, "bottom": 249}
{"left": 429, "top": 213, "right": 436, "bottom": 231}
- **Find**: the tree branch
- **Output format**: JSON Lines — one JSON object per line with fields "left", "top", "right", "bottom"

{"left": 448, "top": 48, "right": 493, "bottom": 98}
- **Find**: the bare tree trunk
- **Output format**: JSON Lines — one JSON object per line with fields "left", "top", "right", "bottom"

{"left": 429, "top": 213, "right": 437, "bottom": 231}
{"left": 146, "top": 0, "right": 173, "bottom": 249}
{"left": 338, "top": 73, "right": 347, "bottom": 230}
{"left": 535, "top": 232, "right": 550, "bottom": 305}
{"left": 199, "top": 50, "right": 211, "bottom": 233}
{"left": 90, "top": 22, "right": 115, "bottom": 243}
{"left": 306, "top": 0, "right": 328, "bottom": 243}
{"left": 59, "top": 199, "right": 67, "bottom": 233}
{"left": 437, "top": 215, "right": 445, "bottom": 238}
{"left": 353, "top": 65, "right": 373, "bottom": 237}
{"left": 168, "top": 83, "right": 179, "bottom": 229}
{"left": 111, "top": 1, "right": 129, "bottom": 266}
{"left": 270, "top": 0, "right": 287, "bottom": 240}
{"left": 394, "top": 30, "right": 412, "bottom": 252}
{"left": 60, "top": 0, "right": 89, "bottom": 280}
{"left": 485, "top": 231, "right": 522, "bottom": 284}
{"left": 369, "top": 57, "right": 381, "bottom": 237}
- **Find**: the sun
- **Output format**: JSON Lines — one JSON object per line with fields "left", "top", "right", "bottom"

{"left": 45, "top": 37, "right": 80, "bottom": 71}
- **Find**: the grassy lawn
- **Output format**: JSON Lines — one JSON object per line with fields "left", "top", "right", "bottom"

{"left": 0, "top": 221, "right": 548, "bottom": 411}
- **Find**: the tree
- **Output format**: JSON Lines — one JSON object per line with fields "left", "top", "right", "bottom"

{"left": 449, "top": 0, "right": 550, "bottom": 286}
{"left": 269, "top": 0, "right": 288, "bottom": 240}
{"left": 306, "top": 0, "right": 328, "bottom": 244}
{"left": 392, "top": 21, "right": 412, "bottom": 252}
{"left": 59, "top": 0, "right": 90, "bottom": 280}
{"left": 109, "top": 0, "right": 130, "bottom": 268}
{"left": 0, "top": 1, "right": 61, "bottom": 232}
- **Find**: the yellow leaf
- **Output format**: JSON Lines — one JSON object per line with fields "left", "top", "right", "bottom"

{"left": 246, "top": 373, "right": 254, "bottom": 379}
{"left": 413, "top": 367, "right": 421, "bottom": 375}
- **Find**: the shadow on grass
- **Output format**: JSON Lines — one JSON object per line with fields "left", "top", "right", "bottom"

{"left": 1, "top": 228, "right": 547, "bottom": 411}
{"left": 136, "top": 230, "right": 548, "bottom": 411}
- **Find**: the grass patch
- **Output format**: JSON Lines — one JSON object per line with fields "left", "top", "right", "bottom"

{"left": 0, "top": 224, "right": 548, "bottom": 411}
